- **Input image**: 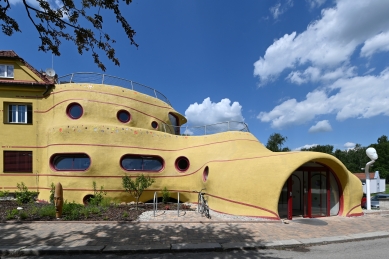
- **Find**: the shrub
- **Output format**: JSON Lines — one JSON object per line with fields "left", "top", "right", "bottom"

{"left": 15, "top": 182, "right": 39, "bottom": 204}
{"left": 122, "top": 174, "right": 155, "bottom": 211}
{"left": 49, "top": 182, "right": 55, "bottom": 204}
{"left": 162, "top": 187, "right": 170, "bottom": 204}
{"left": 89, "top": 181, "right": 107, "bottom": 206}
{"left": 39, "top": 205, "right": 56, "bottom": 218}
{"left": 62, "top": 201, "right": 84, "bottom": 220}
{"left": 19, "top": 211, "right": 28, "bottom": 220}
{"left": 0, "top": 190, "right": 10, "bottom": 198}
{"left": 6, "top": 209, "right": 19, "bottom": 220}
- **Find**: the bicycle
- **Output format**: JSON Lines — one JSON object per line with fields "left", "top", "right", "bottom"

{"left": 193, "top": 189, "right": 211, "bottom": 219}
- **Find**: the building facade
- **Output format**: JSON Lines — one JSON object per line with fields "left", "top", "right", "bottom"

{"left": 0, "top": 51, "right": 363, "bottom": 220}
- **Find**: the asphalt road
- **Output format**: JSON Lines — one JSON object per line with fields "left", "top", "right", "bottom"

{"left": 3, "top": 237, "right": 387, "bottom": 259}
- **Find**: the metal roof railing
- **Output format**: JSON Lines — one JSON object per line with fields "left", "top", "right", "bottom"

{"left": 161, "top": 121, "right": 250, "bottom": 136}
{"left": 57, "top": 72, "right": 171, "bottom": 106}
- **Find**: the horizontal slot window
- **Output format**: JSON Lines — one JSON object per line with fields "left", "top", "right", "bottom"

{"left": 51, "top": 153, "right": 90, "bottom": 171}
{"left": 121, "top": 155, "right": 163, "bottom": 172}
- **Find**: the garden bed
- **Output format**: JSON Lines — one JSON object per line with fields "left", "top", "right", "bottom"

{"left": 0, "top": 200, "right": 193, "bottom": 222}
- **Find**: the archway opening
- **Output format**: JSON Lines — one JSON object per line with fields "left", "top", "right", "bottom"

{"left": 278, "top": 162, "right": 340, "bottom": 220}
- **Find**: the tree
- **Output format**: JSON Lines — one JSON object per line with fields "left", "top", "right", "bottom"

{"left": 122, "top": 174, "right": 155, "bottom": 211}
{"left": 0, "top": 0, "right": 138, "bottom": 71}
{"left": 301, "top": 145, "right": 334, "bottom": 154}
{"left": 266, "top": 133, "right": 290, "bottom": 152}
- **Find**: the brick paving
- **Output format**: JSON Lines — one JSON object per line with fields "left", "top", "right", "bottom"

{"left": 1, "top": 210, "right": 389, "bottom": 248}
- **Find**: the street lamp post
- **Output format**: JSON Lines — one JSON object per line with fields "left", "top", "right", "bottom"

{"left": 365, "top": 147, "right": 378, "bottom": 210}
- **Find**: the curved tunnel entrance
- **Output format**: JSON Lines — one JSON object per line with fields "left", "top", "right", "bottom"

{"left": 278, "top": 162, "right": 341, "bottom": 220}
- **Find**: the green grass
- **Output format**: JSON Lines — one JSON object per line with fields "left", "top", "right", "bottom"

{"left": 386, "top": 184, "right": 389, "bottom": 194}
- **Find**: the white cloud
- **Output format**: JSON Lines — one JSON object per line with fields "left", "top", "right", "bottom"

{"left": 360, "top": 31, "right": 389, "bottom": 58}
{"left": 185, "top": 97, "right": 244, "bottom": 126}
{"left": 10, "top": 0, "right": 41, "bottom": 8}
{"left": 294, "top": 144, "right": 318, "bottom": 151}
{"left": 308, "top": 120, "right": 332, "bottom": 133}
{"left": 257, "top": 90, "right": 331, "bottom": 129}
{"left": 306, "top": 0, "right": 327, "bottom": 9}
{"left": 269, "top": 0, "right": 293, "bottom": 19}
{"left": 270, "top": 0, "right": 293, "bottom": 19}
{"left": 254, "top": 0, "right": 389, "bottom": 85}
{"left": 258, "top": 69, "right": 389, "bottom": 129}
{"left": 344, "top": 142, "right": 356, "bottom": 149}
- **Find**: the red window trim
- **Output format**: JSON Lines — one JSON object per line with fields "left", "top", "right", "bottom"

{"left": 50, "top": 153, "right": 91, "bottom": 171}
{"left": 175, "top": 156, "right": 190, "bottom": 172}
{"left": 120, "top": 154, "right": 164, "bottom": 173}
{"left": 3, "top": 151, "right": 33, "bottom": 173}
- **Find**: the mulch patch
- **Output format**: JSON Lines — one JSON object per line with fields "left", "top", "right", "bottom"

{"left": 0, "top": 200, "right": 193, "bottom": 222}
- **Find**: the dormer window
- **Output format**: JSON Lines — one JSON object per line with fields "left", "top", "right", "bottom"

{"left": 0, "top": 64, "right": 14, "bottom": 78}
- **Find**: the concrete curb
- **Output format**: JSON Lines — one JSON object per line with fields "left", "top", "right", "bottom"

{"left": 1, "top": 231, "right": 389, "bottom": 255}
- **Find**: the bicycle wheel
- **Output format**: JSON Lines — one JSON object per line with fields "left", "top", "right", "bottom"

{"left": 204, "top": 202, "right": 211, "bottom": 219}
{"left": 205, "top": 207, "right": 211, "bottom": 219}
{"left": 199, "top": 196, "right": 205, "bottom": 214}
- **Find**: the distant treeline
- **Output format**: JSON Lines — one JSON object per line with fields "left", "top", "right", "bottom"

{"left": 266, "top": 133, "right": 389, "bottom": 180}
{"left": 300, "top": 135, "right": 389, "bottom": 180}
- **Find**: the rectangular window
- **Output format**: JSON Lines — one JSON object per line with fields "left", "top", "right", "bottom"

{"left": 4, "top": 151, "right": 33, "bottom": 173}
{"left": 7, "top": 104, "right": 32, "bottom": 124}
{"left": 0, "top": 64, "right": 14, "bottom": 78}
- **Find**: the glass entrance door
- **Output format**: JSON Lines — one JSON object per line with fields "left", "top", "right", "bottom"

{"left": 310, "top": 171, "right": 328, "bottom": 217}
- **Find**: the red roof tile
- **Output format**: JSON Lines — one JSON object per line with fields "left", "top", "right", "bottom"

{"left": 0, "top": 50, "right": 54, "bottom": 85}
{"left": 353, "top": 173, "right": 376, "bottom": 180}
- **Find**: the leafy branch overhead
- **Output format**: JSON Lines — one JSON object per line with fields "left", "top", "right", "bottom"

{"left": 0, "top": 0, "right": 138, "bottom": 71}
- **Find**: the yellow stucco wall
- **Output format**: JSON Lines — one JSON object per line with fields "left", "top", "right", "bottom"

{"left": 0, "top": 80, "right": 363, "bottom": 219}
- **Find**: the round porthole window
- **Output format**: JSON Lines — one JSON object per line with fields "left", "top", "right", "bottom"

{"left": 151, "top": 121, "right": 159, "bottom": 129}
{"left": 117, "top": 110, "right": 131, "bottom": 123}
{"left": 66, "top": 103, "right": 83, "bottom": 119}
{"left": 175, "top": 156, "right": 189, "bottom": 172}
{"left": 203, "top": 166, "right": 209, "bottom": 182}
{"left": 83, "top": 195, "right": 94, "bottom": 205}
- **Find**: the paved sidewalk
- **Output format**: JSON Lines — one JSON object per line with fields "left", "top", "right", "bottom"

{"left": 1, "top": 210, "right": 389, "bottom": 256}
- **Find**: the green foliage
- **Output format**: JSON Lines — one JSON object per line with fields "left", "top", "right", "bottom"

{"left": 162, "top": 187, "right": 170, "bottom": 204}
{"left": 266, "top": 133, "right": 289, "bottom": 152}
{"left": 15, "top": 182, "right": 39, "bottom": 204}
{"left": 301, "top": 145, "right": 334, "bottom": 154}
{"left": 0, "top": 190, "right": 10, "bottom": 198}
{"left": 122, "top": 211, "right": 129, "bottom": 218}
{"left": 49, "top": 183, "right": 55, "bottom": 204}
{"left": 122, "top": 174, "right": 155, "bottom": 210}
{"left": 38, "top": 205, "right": 56, "bottom": 218}
{"left": 19, "top": 211, "right": 28, "bottom": 220}
{"left": 6, "top": 209, "right": 19, "bottom": 220}
{"left": 1, "top": 0, "right": 138, "bottom": 72}
{"left": 89, "top": 181, "right": 107, "bottom": 206}
{"left": 62, "top": 201, "right": 84, "bottom": 220}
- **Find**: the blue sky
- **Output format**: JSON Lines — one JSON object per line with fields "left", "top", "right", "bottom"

{"left": 2, "top": 0, "right": 389, "bottom": 151}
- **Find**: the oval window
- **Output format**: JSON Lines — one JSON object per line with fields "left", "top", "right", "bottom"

{"left": 176, "top": 156, "right": 189, "bottom": 172}
{"left": 203, "top": 166, "right": 209, "bottom": 182}
{"left": 121, "top": 155, "right": 163, "bottom": 172}
{"left": 66, "top": 103, "right": 83, "bottom": 119}
{"left": 151, "top": 121, "right": 158, "bottom": 129}
{"left": 117, "top": 110, "right": 131, "bottom": 123}
{"left": 51, "top": 153, "right": 91, "bottom": 171}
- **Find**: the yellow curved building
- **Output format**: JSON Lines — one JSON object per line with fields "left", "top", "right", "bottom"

{"left": 0, "top": 50, "right": 363, "bottom": 220}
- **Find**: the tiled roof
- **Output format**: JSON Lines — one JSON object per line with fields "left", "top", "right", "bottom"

{"left": 354, "top": 172, "right": 376, "bottom": 180}
{"left": 0, "top": 50, "right": 54, "bottom": 85}
{"left": 0, "top": 50, "right": 18, "bottom": 58}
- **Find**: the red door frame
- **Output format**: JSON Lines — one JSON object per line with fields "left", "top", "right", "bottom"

{"left": 287, "top": 176, "right": 293, "bottom": 220}
{"left": 290, "top": 168, "right": 336, "bottom": 219}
